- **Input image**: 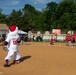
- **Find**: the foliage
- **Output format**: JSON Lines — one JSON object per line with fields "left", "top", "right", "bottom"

{"left": 0, "top": 0, "right": 76, "bottom": 32}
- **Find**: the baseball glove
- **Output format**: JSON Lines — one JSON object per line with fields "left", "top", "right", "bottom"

{"left": 3, "top": 46, "right": 8, "bottom": 51}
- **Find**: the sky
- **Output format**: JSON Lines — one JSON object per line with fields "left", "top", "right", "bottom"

{"left": 0, "top": 0, "right": 62, "bottom": 15}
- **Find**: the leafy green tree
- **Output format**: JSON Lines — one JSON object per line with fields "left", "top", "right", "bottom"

{"left": 45, "top": 2, "right": 58, "bottom": 30}
{"left": 22, "top": 4, "right": 42, "bottom": 31}
{"left": 22, "top": 4, "right": 36, "bottom": 14}
{"left": 0, "top": 8, "right": 7, "bottom": 24}
{"left": 0, "top": 8, "right": 2, "bottom": 14}
{"left": 55, "top": 0, "right": 76, "bottom": 31}
{"left": 60, "top": 13, "right": 71, "bottom": 31}
{"left": 7, "top": 9, "right": 22, "bottom": 27}
{"left": 0, "top": 1, "right": 76, "bottom": 32}
{"left": 62, "top": 0, "right": 76, "bottom": 2}
{"left": 22, "top": 4, "right": 35, "bottom": 31}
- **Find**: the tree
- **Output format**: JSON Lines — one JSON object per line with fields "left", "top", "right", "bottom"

{"left": 62, "top": 0, "right": 76, "bottom": 3}
{"left": 22, "top": 4, "right": 36, "bottom": 14}
{"left": 22, "top": 4, "right": 42, "bottom": 31}
{"left": 0, "top": 8, "right": 2, "bottom": 14}
{"left": 0, "top": 8, "right": 7, "bottom": 24}
{"left": 55, "top": 0, "right": 76, "bottom": 31}
{"left": 45, "top": 2, "right": 58, "bottom": 30}
{"left": 7, "top": 9, "right": 22, "bottom": 27}
{"left": 0, "top": 1, "right": 76, "bottom": 32}
{"left": 46, "top": 2, "right": 58, "bottom": 11}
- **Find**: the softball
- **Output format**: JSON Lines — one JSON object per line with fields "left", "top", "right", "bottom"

{"left": 34, "top": 2, "right": 37, "bottom": 4}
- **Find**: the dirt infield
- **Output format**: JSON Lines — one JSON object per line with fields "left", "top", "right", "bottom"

{"left": 0, "top": 42, "right": 76, "bottom": 75}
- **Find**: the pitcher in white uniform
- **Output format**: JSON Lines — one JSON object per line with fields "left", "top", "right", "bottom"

{"left": 4, "top": 25, "right": 21, "bottom": 67}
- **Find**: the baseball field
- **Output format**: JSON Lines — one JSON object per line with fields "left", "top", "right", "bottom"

{"left": 0, "top": 42, "right": 76, "bottom": 75}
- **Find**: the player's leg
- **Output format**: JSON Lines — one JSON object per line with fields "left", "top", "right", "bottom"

{"left": 4, "top": 50, "right": 14, "bottom": 67}
{"left": 14, "top": 51, "right": 21, "bottom": 64}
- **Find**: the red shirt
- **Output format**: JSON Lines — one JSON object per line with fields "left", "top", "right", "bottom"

{"left": 50, "top": 38, "right": 55, "bottom": 43}
{"left": 66, "top": 35, "right": 71, "bottom": 41}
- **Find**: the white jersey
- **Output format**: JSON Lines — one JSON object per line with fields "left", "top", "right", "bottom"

{"left": 5, "top": 33, "right": 20, "bottom": 51}
{"left": 4, "top": 25, "right": 21, "bottom": 61}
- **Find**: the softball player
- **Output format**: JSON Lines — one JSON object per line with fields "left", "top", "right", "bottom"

{"left": 4, "top": 25, "right": 21, "bottom": 67}
{"left": 66, "top": 33, "right": 71, "bottom": 46}
{"left": 50, "top": 35, "right": 55, "bottom": 45}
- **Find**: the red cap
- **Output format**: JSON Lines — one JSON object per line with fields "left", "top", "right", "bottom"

{"left": 9, "top": 25, "right": 16, "bottom": 32}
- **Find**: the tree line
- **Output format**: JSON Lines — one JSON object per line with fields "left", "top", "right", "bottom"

{"left": 0, "top": 0, "right": 76, "bottom": 32}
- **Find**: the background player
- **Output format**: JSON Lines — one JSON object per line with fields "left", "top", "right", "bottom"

{"left": 50, "top": 35, "right": 55, "bottom": 45}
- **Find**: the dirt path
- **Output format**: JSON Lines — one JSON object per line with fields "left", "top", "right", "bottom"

{"left": 0, "top": 42, "right": 76, "bottom": 75}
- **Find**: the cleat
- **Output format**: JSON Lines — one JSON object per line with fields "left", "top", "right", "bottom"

{"left": 15, "top": 60, "right": 20, "bottom": 64}
{"left": 4, "top": 60, "right": 9, "bottom": 67}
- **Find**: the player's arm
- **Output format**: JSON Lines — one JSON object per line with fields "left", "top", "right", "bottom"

{"left": 17, "top": 40, "right": 21, "bottom": 43}
{"left": 17, "top": 36, "right": 21, "bottom": 44}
